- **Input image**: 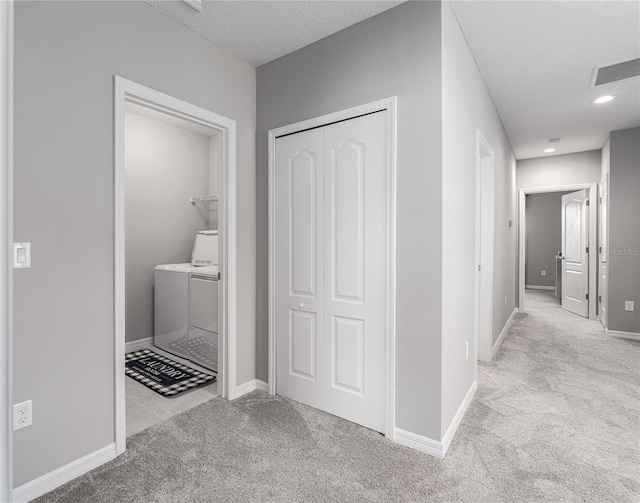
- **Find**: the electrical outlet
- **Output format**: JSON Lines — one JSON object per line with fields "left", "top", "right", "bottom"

{"left": 625, "top": 301, "right": 635, "bottom": 312}
{"left": 13, "top": 400, "right": 32, "bottom": 431}
{"left": 541, "top": 270, "right": 546, "bottom": 276}
{"left": 465, "top": 341, "right": 469, "bottom": 360}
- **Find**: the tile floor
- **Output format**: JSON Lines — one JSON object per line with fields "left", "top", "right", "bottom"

{"left": 126, "top": 346, "right": 218, "bottom": 436}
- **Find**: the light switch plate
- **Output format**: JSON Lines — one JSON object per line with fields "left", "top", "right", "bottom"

{"left": 625, "top": 301, "right": 635, "bottom": 312}
{"left": 13, "top": 242, "right": 31, "bottom": 269}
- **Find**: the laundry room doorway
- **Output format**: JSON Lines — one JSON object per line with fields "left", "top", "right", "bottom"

{"left": 114, "top": 77, "right": 237, "bottom": 455}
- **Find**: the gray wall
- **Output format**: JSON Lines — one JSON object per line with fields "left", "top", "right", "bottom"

{"left": 256, "top": 1, "right": 443, "bottom": 439}
{"left": 525, "top": 192, "right": 570, "bottom": 288}
{"left": 13, "top": 1, "right": 255, "bottom": 487}
{"left": 517, "top": 150, "right": 602, "bottom": 190}
{"left": 125, "top": 111, "right": 213, "bottom": 344}
{"left": 441, "top": 1, "right": 517, "bottom": 435}
{"left": 608, "top": 128, "right": 640, "bottom": 333}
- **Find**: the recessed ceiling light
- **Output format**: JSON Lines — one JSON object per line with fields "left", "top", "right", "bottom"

{"left": 593, "top": 95, "right": 616, "bottom": 104}
{"left": 543, "top": 148, "right": 556, "bottom": 153}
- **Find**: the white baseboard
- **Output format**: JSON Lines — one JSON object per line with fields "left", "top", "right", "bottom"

{"left": 233, "top": 379, "right": 269, "bottom": 399}
{"left": 124, "top": 337, "right": 153, "bottom": 353}
{"left": 394, "top": 380, "right": 477, "bottom": 460}
{"left": 255, "top": 379, "right": 269, "bottom": 392}
{"left": 441, "top": 381, "right": 477, "bottom": 456}
{"left": 605, "top": 329, "right": 640, "bottom": 341}
{"left": 13, "top": 443, "right": 117, "bottom": 503}
{"left": 492, "top": 308, "right": 518, "bottom": 359}
{"left": 393, "top": 428, "right": 444, "bottom": 459}
{"left": 525, "top": 285, "right": 555, "bottom": 291}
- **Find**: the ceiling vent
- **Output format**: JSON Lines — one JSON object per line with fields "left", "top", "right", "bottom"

{"left": 591, "top": 58, "right": 640, "bottom": 87}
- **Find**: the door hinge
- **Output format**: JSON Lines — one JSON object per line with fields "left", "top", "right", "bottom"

{"left": 599, "top": 196, "right": 602, "bottom": 204}
{"left": 586, "top": 246, "right": 589, "bottom": 254}
{"left": 478, "top": 265, "right": 481, "bottom": 271}
{"left": 586, "top": 199, "right": 590, "bottom": 206}
{"left": 599, "top": 295, "right": 602, "bottom": 303}
{"left": 586, "top": 293, "right": 589, "bottom": 300}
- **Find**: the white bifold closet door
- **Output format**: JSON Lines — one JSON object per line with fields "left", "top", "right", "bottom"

{"left": 275, "top": 112, "right": 387, "bottom": 433}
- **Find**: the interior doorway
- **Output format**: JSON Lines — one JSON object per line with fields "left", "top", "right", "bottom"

{"left": 123, "top": 102, "right": 220, "bottom": 436}
{"left": 518, "top": 184, "right": 598, "bottom": 319}
{"left": 114, "top": 77, "right": 237, "bottom": 455}
{"left": 475, "top": 130, "right": 495, "bottom": 363}
{"left": 599, "top": 175, "right": 609, "bottom": 328}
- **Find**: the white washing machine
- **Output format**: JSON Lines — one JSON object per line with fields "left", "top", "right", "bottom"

{"left": 154, "top": 231, "right": 219, "bottom": 372}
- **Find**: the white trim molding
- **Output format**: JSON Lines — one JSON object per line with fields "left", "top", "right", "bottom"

{"left": 442, "top": 381, "right": 477, "bottom": 456}
{"left": 394, "top": 380, "right": 477, "bottom": 460}
{"left": 124, "top": 337, "right": 153, "bottom": 353}
{"left": 525, "top": 285, "right": 555, "bottom": 291}
{"left": 0, "top": 2, "right": 13, "bottom": 501}
{"left": 255, "top": 380, "right": 269, "bottom": 393}
{"left": 267, "top": 97, "right": 397, "bottom": 438}
{"left": 605, "top": 329, "right": 640, "bottom": 342}
{"left": 475, "top": 130, "right": 495, "bottom": 364}
{"left": 12, "top": 444, "right": 117, "bottom": 503}
{"left": 113, "top": 76, "right": 237, "bottom": 454}
{"left": 492, "top": 308, "right": 518, "bottom": 359}
{"left": 233, "top": 379, "right": 269, "bottom": 398}
{"left": 394, "top": 428, "right": 444, "bottom": 459}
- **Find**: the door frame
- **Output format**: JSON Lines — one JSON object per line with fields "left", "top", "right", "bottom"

{"left": 0, "top": 1, "right": 14, "bottom": 500}
{"left": 267, "top": 97, "right": 397, "bottom": 438}
{"left": 475, "top": 130, "right": 495, "bottom": 363}
{"left": 598, "top": 175, "right": 609, "bottom": 328}
{"left": 518, "top": 183, "right": 597, "bottom": 318}
{"left": 114, "top": 77, "right": 237, "bottom": 455}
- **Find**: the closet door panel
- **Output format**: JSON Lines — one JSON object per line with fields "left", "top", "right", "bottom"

{"left": 324, "top": 112, "right": 387, "bottom": 433}
{"left": 331, "top": 139, "right": 365, "bottom": 303}
{"left": 275, "top": 129, "right": 325, "bottom": 409}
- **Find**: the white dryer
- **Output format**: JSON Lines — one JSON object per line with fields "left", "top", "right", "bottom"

{"left": 154, "top": 231, "right": 219, "bottom": 372}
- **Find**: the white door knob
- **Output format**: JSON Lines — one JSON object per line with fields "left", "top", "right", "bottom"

{"left": 298, "top": 303, "right": 305, "bottom": 309}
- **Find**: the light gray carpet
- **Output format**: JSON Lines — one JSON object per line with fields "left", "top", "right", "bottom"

{"left": 36, "top": 290, "right": 639, "bottom": 502}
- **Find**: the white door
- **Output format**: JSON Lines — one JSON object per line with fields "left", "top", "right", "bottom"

{"left": 599, "top": 177, "right": 608, "bottom": 327}
{"left": 275, "top": 128, "right": 325, "bottom": 410}
{"left": 561, "top": 190, "right": 589, "bottom": 317}
{"left": 275, "top": 112, "right": 387, "bottom": 433}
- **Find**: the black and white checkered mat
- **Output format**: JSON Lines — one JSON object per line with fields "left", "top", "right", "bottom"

{"left": 125, "top": 349, "right": 216, "bottom": 397}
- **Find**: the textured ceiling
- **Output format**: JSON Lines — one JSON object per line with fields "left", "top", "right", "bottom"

{"left": 145, "top": 1, "right": 640, "bottom": 160}
{"left": 145, "top": 0, "right": 405, "bottom": 67}
{"left": 450, "top": 1, "right": 640, "bottom": 159}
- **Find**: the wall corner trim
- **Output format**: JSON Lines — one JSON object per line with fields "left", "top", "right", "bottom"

{"left": 12, "top": 443, "right": 117, "bottom": 503}
{"left": 124, "top": 337, "right": 153, "bottom": 353}
{"left": 232, "top": 379, "right": 269, "bottom": 399}
{"left": 393, "top": 428, "right": 444, "bottom": 459}
{"left": 605, "top": 329, "right": 640, "bottom": 342}
{"left": 255, "top": 380, "right": 269, "bottom": 392}
{"left": 492, "top": 308, "right": 519, "bottom": 359}
{"left": 441, "top": 380, "right": 477, "bottom": 456}
{"left": 394, "top": 380, "right": 477, "bottom": 460}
